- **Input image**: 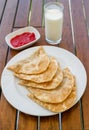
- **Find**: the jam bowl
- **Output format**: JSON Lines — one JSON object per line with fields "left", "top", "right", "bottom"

{"left": 5, "top": 26, "right": 40, "bottom": 50}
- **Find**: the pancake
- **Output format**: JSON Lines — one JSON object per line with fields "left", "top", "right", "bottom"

{"left": 28, "top": 68, "right": 75, "bottom": 103}
{"left": 14, "top": 57, "right": 58, "bottom": 83}
{"left": 8, "top": 46, "right": 50, "bottom": 74}
{"left": 7, "top": 46, "right": 77, "bottom": 113}
{"left": 19, "top": 68, "right": 63, "bottom": 90}
{"left": 28, "top": 83, "right": 76, "bottom": 113}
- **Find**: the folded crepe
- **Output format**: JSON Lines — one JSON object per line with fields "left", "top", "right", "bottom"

{"left": 28, "top": 82, "right": 76, "bottom": 113}
{"left": 14, "top": 57, "right": 58, "bottom": 83}
{"left": 19, "top": 68, "right": 63, "bottom": 90}
{"left": 28, "top": 68, "right": 75, "bottom": 103}
{"left": 8, "top": 46, "right": 50, "bottom": 74}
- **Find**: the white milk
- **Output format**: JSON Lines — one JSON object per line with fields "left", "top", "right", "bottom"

{"left": 45, "top": 8, "right": 63, "bottom": 43}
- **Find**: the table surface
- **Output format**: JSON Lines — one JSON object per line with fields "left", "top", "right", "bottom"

{"left": 0, "top": 0, "right": 89, "bottom": 130}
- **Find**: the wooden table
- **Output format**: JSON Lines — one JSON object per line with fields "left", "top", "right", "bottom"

{"left": 0, "top": 0, "right": 89, "bottom": 130}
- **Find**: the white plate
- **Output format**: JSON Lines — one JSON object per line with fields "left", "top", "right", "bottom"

{"left": 1, "top": 46, "right": 87, "bottom": 116}
{"left": 5, "top": 26, "right": 40, "bottom": 50}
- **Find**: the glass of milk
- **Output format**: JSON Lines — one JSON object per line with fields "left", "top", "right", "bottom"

{"left": 44, "top": 2, "right": 64, "bottom": 44}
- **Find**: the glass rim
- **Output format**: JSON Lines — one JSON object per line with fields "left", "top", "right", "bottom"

{"left": 44, "top": 2, "right": 64, "bottom": 11}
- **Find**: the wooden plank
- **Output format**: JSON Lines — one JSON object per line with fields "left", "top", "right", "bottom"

{"left": 71, "top": 0, "right": 89, "bottom": 129}
{"left": 14, "top": 0, "right": 31, "bottom": 27}
{"left": 62, "top": 103, "right": 82, "bottom": 130}
{"left": 58, "top": 0, "right": 74, "bottom": 52}
{"left": 0, "top": 0, "right": 18, "bottom": 81}
{"left": 29, "top": 0, "right": 43, "bottom": 26}
{"left": 18, "top": 112, "right": 37, "bottom": 130}
{"left": 40, "top": 115, "right": 59, "bottom": 130}
{"left": 0, "top": 96, "right": 16, "bottom": 130}
{"left": 83, "top": 0, "right": 89, "bottom": 36}
{"left": 0, "top": 0, "right": 18, "bottom": 129}
{"left": 0, "top": 0, "right": 6, "bottom": 23}
{"left": 57, "top": 0, "right": 82, "bottom": 129}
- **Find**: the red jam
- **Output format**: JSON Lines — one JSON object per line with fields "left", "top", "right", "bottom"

{"left": 10, "top": 32, "right": 36, "bottom": 47}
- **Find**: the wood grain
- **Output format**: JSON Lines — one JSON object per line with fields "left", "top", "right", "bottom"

{"left": 40, "top": 115, "right": 59, "bottom": 130}
{"left": 58, "top": 0, "right": 74, "bottom": 52}
{"left": 30, "top": 0, "right": 43, "bottom": 27}
{"left": 0, "top": 0, "right": 18, "bottom": 82}
{"left": 71, "top": 0, "right": 89, "bottom": 129}
{"left": 0, "top": 0, "right": 19, "bottom": 129}
{"left": 83, "top": 0, "right": 89, "bottom": 36}
{"left": 0, "top": 0, "right": 6, "bottom": 23}
{"left": 0, "top": 96, "right": 16, "bottom": 130}
{"left": 14, "top": 0, "right": 31, "bottom": 27}
{"left": 18, "top": 112, "right": 37, "bottom": 130}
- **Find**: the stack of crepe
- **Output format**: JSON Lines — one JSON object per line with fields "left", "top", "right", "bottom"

{"left": 8, "top": 46, "right": 77, "bottom": 113}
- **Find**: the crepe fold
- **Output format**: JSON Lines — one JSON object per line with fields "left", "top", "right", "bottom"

{"left": 19, "top": 68, "right": 63, "bottom": 90}
{"left": 14, "top": 57, "right": 58, "bottom": 83}
{"left": 8, "top": 46, "right": 50, "bottom": 74}
{"left": 27, "top": 68, "right": 75, "bottom": 103}
{"left": 28, "top": 84, "right": 76, "bottom": 113}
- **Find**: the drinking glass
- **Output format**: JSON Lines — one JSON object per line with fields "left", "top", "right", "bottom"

{"left": 44, "top": 2, "right": 64, "bottom": 45}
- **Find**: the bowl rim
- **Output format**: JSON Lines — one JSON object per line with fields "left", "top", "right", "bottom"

{"left": 5, "top": 26, "right": 40, "bottom": 50}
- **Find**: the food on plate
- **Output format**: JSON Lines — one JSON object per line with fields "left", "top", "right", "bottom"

{"left": 19, "top": 68, "right": 63, "bottom": 90}
{"left": 28, "top": 83, "right": 76, "bottom": 113}
{"left": 14, "top": 56, "right": 58, "bottom": 83}
{"left": 27, "top": 68, "right": 75, "bottom": 103}
{"left": 8, "top": 46, "right": 50, "bottom": 74}
{"left": 8, "top": 46, "right": 77, "bottom": 113}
